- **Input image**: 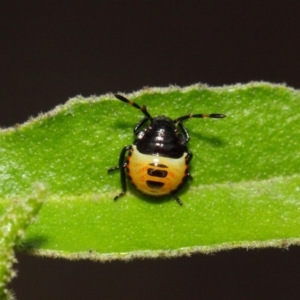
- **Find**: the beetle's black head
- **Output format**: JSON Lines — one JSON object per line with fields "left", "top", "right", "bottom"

{"left": 149, "top": 115, "right": 176, "bottom": 131}
{"left": 145, "top": 116, "right": 179, "bottom": 144}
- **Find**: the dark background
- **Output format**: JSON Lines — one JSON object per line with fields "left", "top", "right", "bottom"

{"left": 2, "top": 1, "right": 300, "bottom": 299}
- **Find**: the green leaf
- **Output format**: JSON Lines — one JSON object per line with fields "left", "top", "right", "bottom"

{"left": 0, "top": 82, "right": 299, "bottom": 261}
{"left": 0, "top": 184, "right": 46, "bottom": 299}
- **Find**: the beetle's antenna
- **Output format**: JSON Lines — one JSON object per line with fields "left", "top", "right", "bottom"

{"left": 174, "top": 113, "right": 226, "bottom": 123}
{"left": 114, "top": 94, "right": 153, "bottom": 120}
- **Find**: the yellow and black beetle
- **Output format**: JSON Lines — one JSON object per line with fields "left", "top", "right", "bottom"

{"left": 108, "top": 94, "right": 226, "bottom": 205}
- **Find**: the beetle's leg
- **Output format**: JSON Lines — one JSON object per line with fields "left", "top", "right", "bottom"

{"left": 186, "top": 150, "right": 193, "bottom": 164}
{"left": 107, "top": 145, "right": 132, "bottom": 173}
{"left": 186, "top": 150, "right": 193, "bottom": 179}
{"left": 107, "top": 165, "right": 120, "bottom": 172}
{"left": 171, "top": 193, "right": 183, "bottom": 206}
{"left": 134, "top": 116, "right": 149, "bottom": 135}
{"left": 177, "top": 121, "right": 190, "bottom": 144}
{"left": 170, "top": 150, "right": 193, "bottom": 206}
{"left": 108, "top": 145, "right": 132, "bottom": 201}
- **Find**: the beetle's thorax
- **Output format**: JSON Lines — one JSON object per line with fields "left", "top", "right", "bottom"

{"left": 134, "top": 115, "right": 186, "bottom": 158}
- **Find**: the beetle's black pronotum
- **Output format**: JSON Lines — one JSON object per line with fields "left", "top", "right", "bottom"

{"left": 108, "top": 94, "right": 226, "bottom": 205}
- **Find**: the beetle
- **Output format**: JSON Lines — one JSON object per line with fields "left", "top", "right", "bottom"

{"left": 108, "top": 94, "right": 226, "bottom": 205}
